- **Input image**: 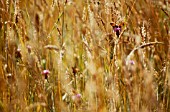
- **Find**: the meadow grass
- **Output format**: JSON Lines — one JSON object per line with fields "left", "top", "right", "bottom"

{"left": 0, "top": 0, "right": 170, "bottom": 112}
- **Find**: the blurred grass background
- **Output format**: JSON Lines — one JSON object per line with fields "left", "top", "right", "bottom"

{"left": 0, "top": 0, "right": 170, "bottom": 112}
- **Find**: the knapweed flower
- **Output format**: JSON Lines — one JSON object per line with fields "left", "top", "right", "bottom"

{"left": 17, "top": 48, "right": 21, "bottom": 52}
{"left": 27, "top": 45, "right": 32, "bottom": 53}
{"left": 42, "top": 70, "right": 50, "bottom": 79}
{"left": 72, "top": 93, "right": 82, "bottom": 104}
{"left": 76, "top": 94, "right": 81, "bottom": 99}
{"left": 113, "top": 25, "right": 121, "bottom": 37}
{"left": 113, "top": 26, "right": 121, "bottom": 32}
{"left": 127, "top": 60, "right": 136, "bottom": 72}
{"left": 129, "top": 60, "right": 135, "bottom": 65}
{"left": 110, "top": 23, "right": 122, "bottom": 37}
{"left": 15, "top": 48, "right": 22, "bottom": 59}
{"left": 42, "top": 69, "right": 50, "bottom": 74}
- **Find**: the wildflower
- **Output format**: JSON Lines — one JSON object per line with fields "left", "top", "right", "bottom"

{"left": 127, "top": 60, "right": 136, "bottom": 72}
{"left": 42, "top": 69, "right": 50, "bottom": 74}
{"left": 129, "top": 60, "right": 135, "bottom": 65}
{"left": 72, "top": 93, "right": 82, "bottom": 103}
{"left": 15, "top": 48, "right": 22, "bottom": 59}
{"left": 27, "top": 45, "right": 32, "bottom": 53}
{"left": 75, "top": 94, "right": 81, "bottom": 99}
{"left": 17, "top": 48, "right": 21, "bottom": 52}
{"left": 110, "top": 23, "right": 122, "bottom": 37}
{"left": 42, "top": 70, "right": 50, "bottom": 79}
{"left": 113, "top": 25, "right": 121, "bottom": 37}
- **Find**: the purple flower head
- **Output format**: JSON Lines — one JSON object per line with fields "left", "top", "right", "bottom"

{"left": 27, "top": 45, "right": 32, "bottom": 49}
{"left": 129, "top": 60, "right": 135, "bottom": 65}
{"left": 113, "top": 26, "right": 121, "bottom": 32}
{"left": 76, "top": 93, "right": 81, "bottom": 98}
{"left": 42, "top": 70, "right": 50, "bottom": 75}
{"left": 113, "top": 25, "right": 121, "bottom": 37}
{"left": 17, "top": 48, "right": 21, "bottom": 52}
{"left": 27, "top": 45, "right": 32, "bottom": 53}
{"left": 110, "top": 23, "right": 123, "bottom": 37}
{"left": 72, "top": 93, "right": 82, "bottom": 101}
{"left": 42, "top": 70, "right": 50, "bottom": 79}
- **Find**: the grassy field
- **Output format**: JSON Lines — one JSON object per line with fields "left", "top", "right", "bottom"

{"left": 0, "top": 0, "right": 170, "bottom": 112}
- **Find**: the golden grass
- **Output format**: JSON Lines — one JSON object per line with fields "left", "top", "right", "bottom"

{"left": 0, "top": 0, "right": 170, "bottom": 112}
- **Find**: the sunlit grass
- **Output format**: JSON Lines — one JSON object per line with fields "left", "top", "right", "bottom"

{"left": 0, "top": 0, "right": 170, "bottom": 112}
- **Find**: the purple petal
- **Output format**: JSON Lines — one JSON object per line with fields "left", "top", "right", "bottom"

{"left": 42, "top": 70, "right": 50, "bottom": 75}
